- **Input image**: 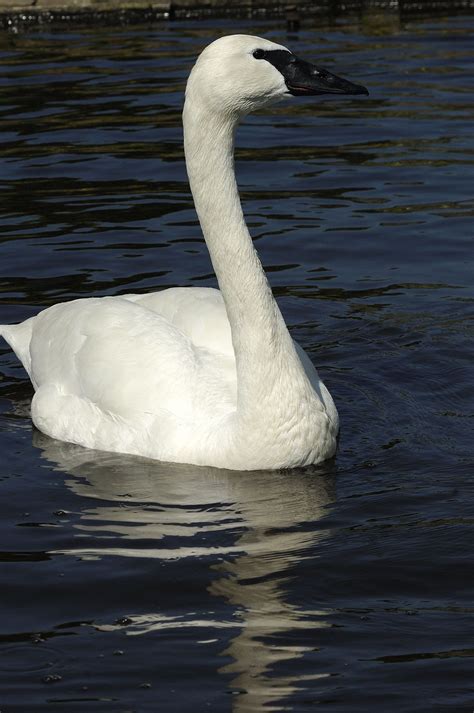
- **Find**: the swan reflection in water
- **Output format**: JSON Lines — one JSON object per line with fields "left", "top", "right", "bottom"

{"left": 34, "top": 432, "right": 337, "bottom": 710}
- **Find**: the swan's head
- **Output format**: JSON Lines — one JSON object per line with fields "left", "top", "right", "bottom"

{"left": 186, "top": 34, "right": 368, "bottom": 118}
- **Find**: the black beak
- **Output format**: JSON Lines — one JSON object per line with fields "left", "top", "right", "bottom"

{"left": 285, "top": 59, "right": 369, "bottom": 97}
{"left": 259, "top": 49, "right": 369, "bottom": 97}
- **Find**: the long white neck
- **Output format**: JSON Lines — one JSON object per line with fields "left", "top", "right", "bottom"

{"left": 183, "top": 94, "right": 316, "bottom": 435}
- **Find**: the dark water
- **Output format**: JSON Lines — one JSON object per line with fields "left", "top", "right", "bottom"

{"left": 0, "top": 15, "right": 473, "bottom": 713}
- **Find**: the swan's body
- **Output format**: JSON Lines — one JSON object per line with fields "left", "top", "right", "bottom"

{"left": 0, "top": 35, "right": 367, "bottom": 470}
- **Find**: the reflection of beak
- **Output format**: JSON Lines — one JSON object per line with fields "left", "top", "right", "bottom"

{"left": 285, "top": 59, "right": 369, "bottom": 97}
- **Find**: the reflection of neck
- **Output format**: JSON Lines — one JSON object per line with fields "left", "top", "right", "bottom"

{"left": 208, "top": 472, "right": 335, "bottom": 711}
{"left": 183, "top": 95, "right": 317, "bottom": 444}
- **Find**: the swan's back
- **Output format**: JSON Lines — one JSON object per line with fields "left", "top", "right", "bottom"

{"left": 125, "top": 287, "right": 233, "bottom": 357}
{"left": 7, "top": 293, "right": 238, "bottom": 464}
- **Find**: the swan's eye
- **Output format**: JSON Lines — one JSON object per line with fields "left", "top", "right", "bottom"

{"left": 253, "top": 49, "right": 266, "bottom": 60}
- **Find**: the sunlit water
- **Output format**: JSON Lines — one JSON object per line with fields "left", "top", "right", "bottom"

{"left": 0, "top": 15, "right": 473, "bottom": 712}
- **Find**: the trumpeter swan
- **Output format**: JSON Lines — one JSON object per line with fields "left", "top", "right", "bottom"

{"left": 0, "top": 35, "right": 368, "bottom": 471}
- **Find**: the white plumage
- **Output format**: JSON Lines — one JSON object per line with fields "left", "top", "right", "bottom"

{"left": 0, "top": 35, "right": 351, "bottom": 470}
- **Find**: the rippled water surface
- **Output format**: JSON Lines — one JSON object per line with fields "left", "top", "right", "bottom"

{"left": 0, "top": 15, "right": 473, "bottom": 712}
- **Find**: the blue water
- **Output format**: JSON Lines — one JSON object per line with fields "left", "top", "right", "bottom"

{"left": 0, "top": 15, "right": 473, "bottom": 712}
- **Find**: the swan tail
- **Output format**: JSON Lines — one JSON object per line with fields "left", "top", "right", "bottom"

{"left": 0, "top": 317, "right": 36, "bottom": 379}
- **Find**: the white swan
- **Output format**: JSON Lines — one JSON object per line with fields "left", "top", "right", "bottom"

{"left": 0, "top": 35, "right": 367, "bottom": 471}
